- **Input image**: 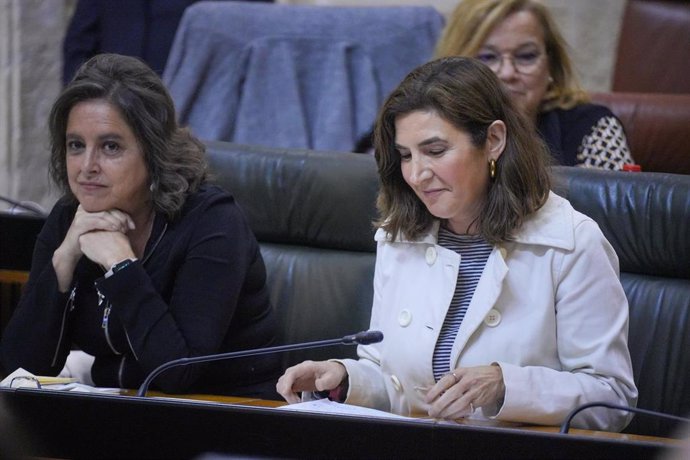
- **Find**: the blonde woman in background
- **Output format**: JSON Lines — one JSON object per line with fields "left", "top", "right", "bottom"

{"left": 435, "top": 0, "right": 634, "bottom": 170}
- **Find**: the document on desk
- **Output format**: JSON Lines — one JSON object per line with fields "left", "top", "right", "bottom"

{"left": 0, "top": 367, "right": 120, "bottom": 393}
{"left": 277, "top": 399, "right": 432, "bottom": 423}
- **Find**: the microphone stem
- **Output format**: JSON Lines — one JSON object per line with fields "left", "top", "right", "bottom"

{"left": 136, "top": 337, "right": 347, "bottom": 397}
{"left": 0, "top": 195, "right": 46, "bottom": 216}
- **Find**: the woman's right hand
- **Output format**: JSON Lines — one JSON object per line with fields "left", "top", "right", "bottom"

{"left": 276, "top": 360, "right": 348, "bottom": 404}
{"left": 52, "top": 205, "right": 134, "bottom": 292}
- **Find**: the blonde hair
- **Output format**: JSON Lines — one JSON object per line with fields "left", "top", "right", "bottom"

{"left": 435, "top": 0, "right": 588, "bottom": 111}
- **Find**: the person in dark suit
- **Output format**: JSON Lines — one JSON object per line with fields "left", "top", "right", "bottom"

{"left": 62, "top": 0, "right": 273, "bottom": 85}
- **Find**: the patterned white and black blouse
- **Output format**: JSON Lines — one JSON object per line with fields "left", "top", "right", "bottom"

{"left": 537, "top": 103, "right": 634, "bottom": 170}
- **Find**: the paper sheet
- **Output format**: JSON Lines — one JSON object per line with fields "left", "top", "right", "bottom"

{"left": 276, "top": 398, "right": 428, "bottom": 422}
{"left": 0, "top": 368, "right": 119, "bottom": 393}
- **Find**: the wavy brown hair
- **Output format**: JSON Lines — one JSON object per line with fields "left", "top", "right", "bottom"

{"left": 374, "top": 56, "right": 551, "bottom": 244}
{"left": 435, "top": 0, "right": 589, "bottom": 112}
{"left": 49, "top": 53, "right": 207, "bottom": 220}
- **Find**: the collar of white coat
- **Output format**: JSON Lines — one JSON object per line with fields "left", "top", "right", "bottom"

{"left": 374, "top": 191, "right": 575, "bottom": 251}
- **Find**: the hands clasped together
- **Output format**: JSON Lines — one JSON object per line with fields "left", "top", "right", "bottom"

{"left": 424, "top": 364, "right": 505, "bottom": 419}
{"left": 52, "top": 205, "right": 137, "bottom": 292}
{"left": 277, "top": 360, "right": 506, "bottom": 420}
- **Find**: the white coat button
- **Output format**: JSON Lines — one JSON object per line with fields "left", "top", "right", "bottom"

{"left": 398, "top": 309, "right": 412, "bottom": 327}
{"left": 484, "top": 309, "right": 502, "bottom": 327}
{"left": 425, "top": 246, "right": 437, "bottom": 265}
{"left": 390, "top": 374, "right": 402, "bottom": 392}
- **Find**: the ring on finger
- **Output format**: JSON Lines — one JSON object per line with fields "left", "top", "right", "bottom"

{"left": 451, "top": 371, "right": 459, "bottom": 383}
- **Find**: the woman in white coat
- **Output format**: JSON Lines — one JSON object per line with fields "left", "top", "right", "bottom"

{"left": 276, "top": 56, "right": 637, "bottom": 431}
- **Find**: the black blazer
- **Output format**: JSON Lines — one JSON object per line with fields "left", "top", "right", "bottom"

{"left": 62, "top": 0, "right": 273, "bottom": 85}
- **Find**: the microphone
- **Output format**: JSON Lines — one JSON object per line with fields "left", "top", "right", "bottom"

{"left": 341, "top": 330, "right": 383, "bottom": 345}
{"left": 559, "top": 401, "right": 690, "bottom": 434}
{"left": 136, "top": 330, "right": 384, "bottom": 397}
{"left": 0, "top": 195, "right": 47, "bottom": 217}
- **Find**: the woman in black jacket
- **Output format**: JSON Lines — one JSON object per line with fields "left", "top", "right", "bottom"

{"left": 1, "top": 53, "right": 279, "bottom": 396}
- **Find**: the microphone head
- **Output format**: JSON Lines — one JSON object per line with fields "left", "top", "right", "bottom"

{"left": 343, "top": 330, "right": 384, "bottom": 345}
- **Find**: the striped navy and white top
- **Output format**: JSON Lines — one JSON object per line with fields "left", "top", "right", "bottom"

{"left": 432, "top": 227, "right": 493, "bottom": 382}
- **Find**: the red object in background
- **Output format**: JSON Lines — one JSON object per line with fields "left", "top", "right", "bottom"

{"left": 623, "top": 164, "right": 642, "bottom": 172}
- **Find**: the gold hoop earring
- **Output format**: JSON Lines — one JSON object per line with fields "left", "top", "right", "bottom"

{"left": 489, "top": 159, "right": 497, "bottom": 180}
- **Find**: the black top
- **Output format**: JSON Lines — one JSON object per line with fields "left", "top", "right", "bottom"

{"left": 0, "top": 184, "right": 279, "bottom": 396}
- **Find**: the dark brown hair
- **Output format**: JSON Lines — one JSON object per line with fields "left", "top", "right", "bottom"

{"left": 49, "top": 53, "right": 207, "bottom": 219}
{"left": 374, "top": 56, "right": 551, "bottom": 244}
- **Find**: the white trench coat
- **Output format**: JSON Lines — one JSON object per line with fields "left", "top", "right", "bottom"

{"left": 340, "top": 192, "right": 638, "bottom": 431}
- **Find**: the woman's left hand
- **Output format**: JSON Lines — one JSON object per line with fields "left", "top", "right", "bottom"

{"left": 79, "top": 229, "right": 135, "bottom": 269}
{"left": 424, "top": 364, "right": 505, "bottom": 420}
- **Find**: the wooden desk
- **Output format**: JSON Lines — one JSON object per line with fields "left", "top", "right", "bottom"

{"left": 0, "top": 387, "right": 681, "bottom": 459}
